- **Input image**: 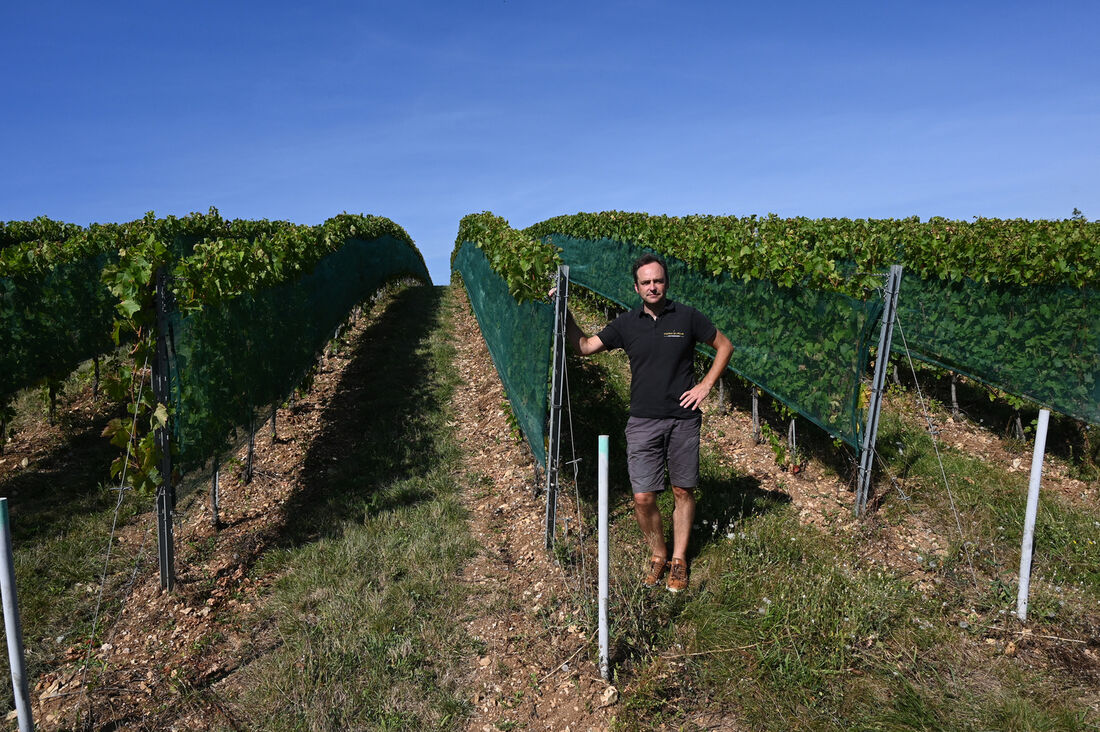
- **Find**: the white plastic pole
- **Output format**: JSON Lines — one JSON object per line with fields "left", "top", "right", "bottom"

{"left": 0, "top": 498, "right": 33, "bottom": 732}
{"left": 1017, "top": 408, "right": 1050, "bottom": 622}
{"left": 598, "top": 434, "right": 609, "bottom": 681}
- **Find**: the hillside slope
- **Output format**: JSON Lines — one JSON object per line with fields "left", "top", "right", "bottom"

{"left": 17, "top": 280, "right": 1099, "bottom": 730}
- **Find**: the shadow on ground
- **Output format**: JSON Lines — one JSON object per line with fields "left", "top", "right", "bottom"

{"left": 278, "top": 285, "right": 447, "bottom": 548}
{"left": 690, "top": 473, "right": 789, "bottom": 558}
{"left": 559, "top": 354, "right": 632, "bottom": 501}
{"left": 0, "top": 402, "right": 123, "bottom": 545}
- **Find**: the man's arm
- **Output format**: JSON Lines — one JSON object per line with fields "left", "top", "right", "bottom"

{"left": 679, "top": 329, "right": 734, "bottom": 411}
{"left": 549, "top": 286, "right": 607, "bottom": 356}
{"left": 565, "top": 310, "right": 606, "bottom": 356}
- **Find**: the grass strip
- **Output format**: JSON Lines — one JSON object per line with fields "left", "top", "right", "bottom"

{"left": 227, "top": 285, "right": 477, "bottom": 730}
{"left": 875, "top": 410, "right": 1100, "bottom": 618}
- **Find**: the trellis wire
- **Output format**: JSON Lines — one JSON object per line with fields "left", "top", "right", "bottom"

{"left": 893, "top": 316, "right": 979, "bottom": 588}
{"left": 561, "top": 345, "right": 592, "bottom": 599}
{"left": 81, "top": 352, "right": 155, "bottom": 707}
{"left": 545, "top": 266, "right": 570, "bottom": 547}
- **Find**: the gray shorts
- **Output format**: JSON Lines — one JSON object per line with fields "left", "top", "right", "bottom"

{"left": 625, "top": 415, "right": 701, "bottom": 494}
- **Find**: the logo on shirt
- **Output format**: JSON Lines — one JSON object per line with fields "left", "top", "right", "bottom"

{"left": 663, "top": 331, "right": 686, "bottom": 338}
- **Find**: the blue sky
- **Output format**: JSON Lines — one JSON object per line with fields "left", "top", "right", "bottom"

{"left": 2, "top": 1, "right": 1097, "bottom": 283}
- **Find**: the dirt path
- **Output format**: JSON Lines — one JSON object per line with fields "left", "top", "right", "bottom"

{"left": 448, "top": 285, "right": 616, "bottom": 731}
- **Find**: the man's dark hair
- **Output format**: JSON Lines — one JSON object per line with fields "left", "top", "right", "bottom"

{"left": 632, "top": 253, "right": 670, "bottom": 287}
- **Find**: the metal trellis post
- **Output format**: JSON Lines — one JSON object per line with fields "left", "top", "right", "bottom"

{"left": 246, "top": 415, "right": 255, "bottom": 483}
{"left": 545, "top": 265, "right": 570, "bottom": 549}
{"left": 751, "top": 386, "right": 761, "bottom": 444}
{"left": 1017, "top": 408, "right": 1051, "bottom": 621}
{"left": 212, "top": 461, "right": 221, "bottom": 529}
{"left": 153, "top": 268, "right": 176, "bottom": 591}
{"left": 598, "top": 435, "right": 609, "bottom": 680}
{"left": 855, "top": 264, "right": 903, "bottom": 516}
{"left": 0, "top": 499, "right": 33, "bottom": 732}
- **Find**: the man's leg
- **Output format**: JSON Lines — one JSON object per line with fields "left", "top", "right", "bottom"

{"left": 669, "top": 485, "right": 695, "bottom": 562}
{"left": 666, "top": 416, "right": 701, "bottom": 592}
{"left": 633, "top": 491, "right": 667, "bottom": 561}
{"left": 625, "top": 416, "right": 669, "bottom": 560}
{"left": 626, "top": 417, "right": 671, "bottom": 584}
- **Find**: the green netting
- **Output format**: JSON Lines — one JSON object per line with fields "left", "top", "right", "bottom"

{"left": 453, "top": 241, "right": 554, "bottom": 467}
{"left": 548, "top": 235, "right": 883, "bottom": 447}
{"left": 168, "top": 234, "right": 429, "bottom": 468}
{"left": 0, "top": 252, "right": 116, "bottom": 401}
{"left": 895, "top": 276, "right": 1100, "bottom": 424}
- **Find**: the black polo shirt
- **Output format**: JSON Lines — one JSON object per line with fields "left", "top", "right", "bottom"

{"left": 597, "top": 300, "right": 717, "bottom": 419}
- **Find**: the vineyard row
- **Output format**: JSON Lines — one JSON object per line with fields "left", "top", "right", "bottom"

{"left": 453, "top": 212, "right": 1099, "bottom": 460}
{"left": 1, "top": 209, "right": 430, "bottom": 496}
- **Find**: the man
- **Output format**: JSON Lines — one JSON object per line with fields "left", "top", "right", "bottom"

{"left": 564, "top": 253, "right": 733, "bottom": 592}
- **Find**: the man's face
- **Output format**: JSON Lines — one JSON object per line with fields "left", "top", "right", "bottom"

{"left": 633, "top": 262, "right": 668, "bottom": 308}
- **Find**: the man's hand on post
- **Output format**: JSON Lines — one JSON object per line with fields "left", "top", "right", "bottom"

{"left": 551, "top": 297, "right": 606, "bottom": 357}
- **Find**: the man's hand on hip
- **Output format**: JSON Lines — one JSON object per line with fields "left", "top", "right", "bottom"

{"left": 679, "top": 383, "right": 712, "bottom": 411}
